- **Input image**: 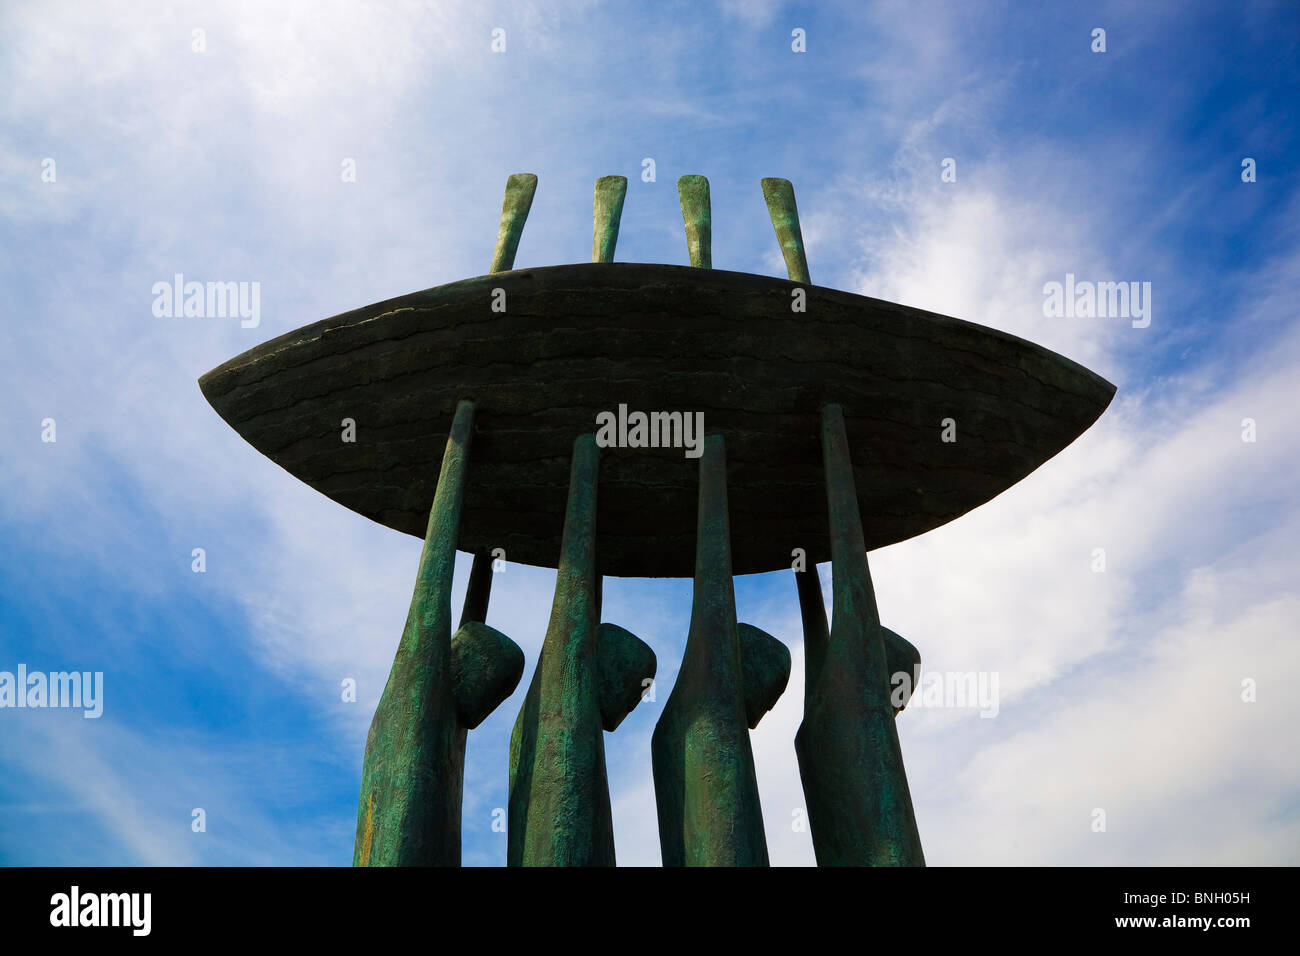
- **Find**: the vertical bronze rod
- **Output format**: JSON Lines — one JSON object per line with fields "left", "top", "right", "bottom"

{"left": 354, "top": 400, "right": 476, "bottom": 867}
{"left": 795, "top": 404, "right": 925, "bottom": 866}
{"left": 592, "top": 175, "right": 628, "bottom": 263}
{"left": 488, "top": 173, "right": 538, "bottom": 273}
{"left": 652, "top": 434, "right": 769, "bottom": 866}
{"left": 458, "top": 553, "right": 494, "bottom": 628}
{"left": 508, "top": 435, "right": 616, "bottom": 865}
{"left": 794, "top": 566, "right": 830, "bottom": 703}
{"left": 761, "top": 177, "right": 811, "bottom": 284}
{"left": 465, "top": 173, "right": 538, "bottom": 630}
{"left": 677, "top": 175, "right": 712, "bottom": 269}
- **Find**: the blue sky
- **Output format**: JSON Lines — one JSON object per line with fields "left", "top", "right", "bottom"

{"left": 2, "top": 0, "right": 1297, "bottom": 866}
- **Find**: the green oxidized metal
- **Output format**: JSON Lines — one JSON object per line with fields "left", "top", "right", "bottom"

{"left": 652, "top": 435, "right": 776, "bottom": 866}
{"left": 200, "top": 169, "right": 1115, "bottom": 867}
{"left": 507, "top": 435, "right": 615, "bottom": 866}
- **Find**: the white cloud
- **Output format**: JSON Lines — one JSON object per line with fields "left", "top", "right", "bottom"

{"left": 2, "top": 0, "right": 1296, "bottom": 868}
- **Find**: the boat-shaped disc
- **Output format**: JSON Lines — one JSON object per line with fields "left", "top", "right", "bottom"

{"left": 199, "top": 263, "right": 1114, "bottom": 577}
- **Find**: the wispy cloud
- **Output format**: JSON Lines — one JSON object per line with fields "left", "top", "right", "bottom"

{"left": 2, "top": 0, "right": 1296, "bottom": 866}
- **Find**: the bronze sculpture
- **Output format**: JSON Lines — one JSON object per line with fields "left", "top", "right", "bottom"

{"left": 200, "top": 171, "right": 1114, "bottom": 865}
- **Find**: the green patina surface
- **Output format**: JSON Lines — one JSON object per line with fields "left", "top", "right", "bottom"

{"left": 795, "top": 568, "right": 921, "bottom": 715}
{"left": 489, "top": 173, "right": 538, "bottom": 273}
{"left": 595, "top": 622, "right": 656, "bottom": 732}
{"left": 356, "top": 175, "right": 545, "bottom": 866}
{"left": 200, "top": 260, "right": 1115, "bottom": 577}
{"left": 652, "top": 435, "right": 773, "bottom": 866}
{"left": 201, "top": 170, "right": 1121, "bottom": 870}
{"left": 353, "top": 399, "right": 470, "bottom": 866}
{"left": 761, "top": 177, "right": 811, "bottom": 284}
{"left": 883, "top": 627, "right": 922, "bottom": 713}
{"left": 795, "top": 404, "right": 925, "bottom": 866}
{"left": 458, "top": 552, "right": 494, "bottom": 628}
{"left": 794, "top": 567, "right": 829, "bottom": 706}
{"left": 508, "top": 435, "right": 618, "bottom": 865}
{"left": 737, "top": 623, "right": 791, "bottom": 729}
{"left": 592, "top": 176, "right": 627, "bottom": 264}
{"left": 676, "top": 175, "right": 712, "bottom": 269}
{"left": 353, "top": 400, "right": 523, "bottom": 866}
{"left": 452, "top": 621, "right": 524, "bottom": 730}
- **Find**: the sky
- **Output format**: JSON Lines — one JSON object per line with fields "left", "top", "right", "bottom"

{"left": 1, "top": 0, "right": 1297, "bottom": 866}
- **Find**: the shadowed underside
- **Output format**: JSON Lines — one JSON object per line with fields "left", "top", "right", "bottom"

{"left": 198, "top": 262, "right": 1114, "bottom": 577}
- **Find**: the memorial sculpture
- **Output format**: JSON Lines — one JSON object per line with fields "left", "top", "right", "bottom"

{"left": 200, "top": 171, "right": 1114, "bottom": 866}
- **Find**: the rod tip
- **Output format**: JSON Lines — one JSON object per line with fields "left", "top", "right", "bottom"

{"left": 592, "top": 176, "right": 629, "bottom": 263}
{"left": 676, "top": 176, "right": 712, "bottom": 269}
{"left": 761, "top": 176, "right": 793, "bottom": 196}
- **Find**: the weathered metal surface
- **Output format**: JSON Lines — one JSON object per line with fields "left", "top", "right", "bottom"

{"left": 737, "top": 623, "right": 791, "bottom": 729}
{"left": 508, "top": 435, "right": 617, "bottom": 865}
{"left": 794, "top": 567, "right": 830, "bottom": 706}
{"left": 882, "top": 627, "right": 922, "bottom": 714}
{"left": 198, "top": 263, "right": 1114, "bottom": 578}
{"left": 488, "top": 173, "right": 537, "bottom": 274}
{"left": 205, "top": 169, "right": 1118, "bottom": 869}
{"left": 595, "top": 622, "right": 656, "bottom": 732}
{"left": 354, "top": 400, "right": 524, "bottom": 866}
{"left": 452, "top": 622, "right": 524, "bottom": 730}
{"left": 676, "top": 175, "right": 712, "bottom": 269}
{"left": 761, "top": 177, "right": 811, "bottom": 284}
{"left": 795, "top": 404, "right": 925, "bottom": 866}
{"left": 794, "top": 567, "right": 919, "bottom": 715}
{"left": 458, "top": 552, "right": 494, "bottom": 628}
{"left": 652, "top": 435, "right": 771, "bottom": 866}
{"left": 592, "top": 176, "right": 627, "bottom": 264}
